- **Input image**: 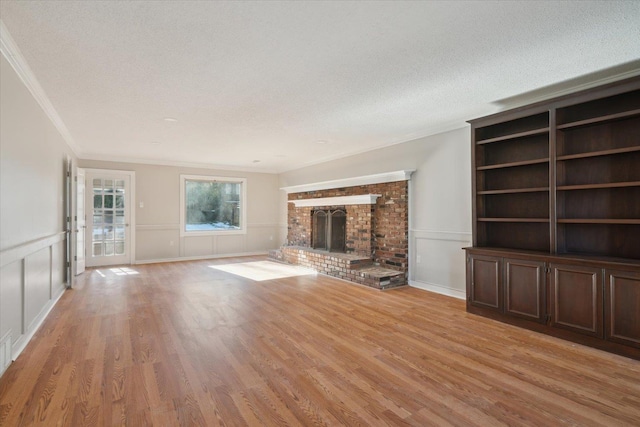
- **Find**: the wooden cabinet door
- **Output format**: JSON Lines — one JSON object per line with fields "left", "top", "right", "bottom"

{"left": 550, "top": 264, "right": 603, "bottom": 338}
{"left": 504, "top": 258, "right": 546, "bottom": 323}
{"left": 468, "top": 254, "right": 502, "bottom": 311}
{"left": 605, "top": 269, "right": 640, "bottom": 348}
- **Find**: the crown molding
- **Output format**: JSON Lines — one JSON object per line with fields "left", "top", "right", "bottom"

{"left": 493, "top": 63, "right": 640, "bottom": 110}
{"left": 0, "top": 20, "right": 79, "bottom": 156}
{"left": 281, "top": 170, "right": 414, "bottom": 194}
{"left": 79, "top": 152, "right": 282, "bottom": 174}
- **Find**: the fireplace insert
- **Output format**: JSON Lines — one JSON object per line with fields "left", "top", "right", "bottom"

{"left": 312, "top": 209, "right": 346, "bottom": 252}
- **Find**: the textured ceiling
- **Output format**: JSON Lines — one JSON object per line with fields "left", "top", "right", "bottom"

{"left": 1, "top": 1, "right": 639, "bottom": 173}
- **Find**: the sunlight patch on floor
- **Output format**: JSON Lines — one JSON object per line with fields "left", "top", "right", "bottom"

{"left": 209, "top": 261, "right": 316, "bottom": 282}
{"left": 95, "top": 267, "right": 139, "bottom": 277}
{"left": 110, "top": 267, "right": 139, "bottom": 276}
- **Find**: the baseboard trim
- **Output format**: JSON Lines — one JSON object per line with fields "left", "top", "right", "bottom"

{"left": 11, "top": 283, "right": 66, "bottom": 362}
{"left": 135, "top": 251, "right": 269, "bottom": 265}
{"left": 409, "top": 280, "right": 466, "bottom": 300}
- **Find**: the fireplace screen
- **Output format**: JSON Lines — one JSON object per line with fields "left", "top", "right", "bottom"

{"left": 312, "top": 209, "right": 346, "bottom": 252}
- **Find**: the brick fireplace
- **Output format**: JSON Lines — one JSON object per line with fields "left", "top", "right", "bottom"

{"left": 270, "top": 172, "right": 411, "bottom": 289}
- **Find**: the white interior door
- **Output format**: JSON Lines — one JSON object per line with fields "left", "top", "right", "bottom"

{"left": 86, "top": 171, "right": 133, "bottom": 267}
{"left": 75, "top": 168, "right": 86, "bottom": 275}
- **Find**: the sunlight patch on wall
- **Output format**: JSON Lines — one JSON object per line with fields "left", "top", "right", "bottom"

{"left": 209, "top": 261, "right": 316, "bottom": 282}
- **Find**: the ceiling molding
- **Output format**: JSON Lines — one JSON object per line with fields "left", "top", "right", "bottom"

{"left": 0, "top": 20, "right": 80, "bottom": 156}
{"left": 78, "top": 153, "right": 280, "bottom": 174}
{"left": 290, "top": 194, "right": 381, "bottom": 207}
{"left": 281, "top": 170, "right": 414, "bottom": 194}
{"left": 493, "top": 61, "right": 640, "bottom": 110}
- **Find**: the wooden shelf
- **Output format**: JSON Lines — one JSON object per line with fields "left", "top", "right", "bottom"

{"left": 557, "top": 181, "right": 640, "bottom": 191}
{"left": 477, "top": 158, "right": 549, "bottom": 171}
{"left": 558, "top": 219, "right": 640, "bottom": 225}
{"left": 478, "top": 187, "right": 549, "bottom": 195}
{"left": 557, "top": 108, "right": 640, "bottom": 130}
{"left": 476, "top": 127, "right": 549, "bottom": 145}
{"left": 557, "top": 146, "right": 640, "bottom": 161}
{"left": 477, "top": 218, "right": 549, "bottom": 223}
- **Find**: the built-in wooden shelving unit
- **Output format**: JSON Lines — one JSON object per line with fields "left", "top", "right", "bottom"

{"left": 464, "top": 76, "right": 640, "bottom": 360}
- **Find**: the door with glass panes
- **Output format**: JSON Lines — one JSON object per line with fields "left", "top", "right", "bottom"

{"left": 86, "top": 171, "right": 132, "bottom": 267}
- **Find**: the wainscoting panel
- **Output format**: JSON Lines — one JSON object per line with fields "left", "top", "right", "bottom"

{"left": 410, "top": 229, "right": 472, "bottom": 299}
{"left": 0, "top": 330, "right": 11, "bottom": 376}
{"left": 52, "top": 240, "right": 66, "bottom": 298}
{"left": 135, "top": 227, "right": 181, "bottom": 261}
{"left": 25, "top": 247, "right": 51, "bottom": 331}
{"left": 0, "top": 260, "right": 23, "bottom": 346}
{"left": 246, "top": 224, "right": 279, "bottom": 252}
{"left": 216, "top": 234, "right": 246, "bottom": 255}
{"left": 183, "top": 235, "right": 214, "bottom": 258}
{"left": 0, "top": 232, "right": 67, "bottom": 370}
{"left": 136, "top": 223, "right": 282, "bottom": 263}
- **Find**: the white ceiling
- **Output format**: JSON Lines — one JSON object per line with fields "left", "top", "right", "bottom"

{"left": 1, "top": 1, "right": 639, "bottom": 173}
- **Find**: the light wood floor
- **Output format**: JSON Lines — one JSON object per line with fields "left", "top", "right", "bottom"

{"left": 1, "top": 256, "right": 639, "bottom": 426}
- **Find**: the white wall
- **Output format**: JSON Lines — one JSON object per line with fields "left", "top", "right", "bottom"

{"left": 78, "top": 160, "right": 283, "bottom": 263}
{"left": 0, "top": 54, "right": 74, "bottom": 371}
{"left": 279, "top": 127, "right": 472, "bottom": 298}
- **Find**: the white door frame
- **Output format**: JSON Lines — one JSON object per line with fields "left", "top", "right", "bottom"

{"left": 66, "top": 157, "right": 74, "bottom": 287}
{"left": 75, "top": 168, "right": 86, "bottom": 275}
{"left": 84, "top": 169, "right": 136, "bottom": 267}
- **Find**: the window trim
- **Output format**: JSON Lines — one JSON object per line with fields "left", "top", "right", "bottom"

{"left": 179, "top": 174, "right": 247, "bottom": 237}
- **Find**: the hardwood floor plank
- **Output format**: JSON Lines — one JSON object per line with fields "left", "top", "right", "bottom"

{"left": 206, "top": 385, "right": 247, "bottom": 426}
{"left": 141, "top": 362, "right": 166, "bottom": 411}
{"left": 0, "top": 256, "right": 638, "bottom": 426}
{"left": 173, "top": 393, "right": 207, "bottom": 427}
{"left": 70, "top": 400, "right": 100, "bottom": 427}
{"left": 229, "top": 390, "right": 272, "bottom": 427}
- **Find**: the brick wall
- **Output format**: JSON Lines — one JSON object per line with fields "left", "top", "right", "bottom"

{"left": 287, "top": 205, "right": 311, "bottom": 247}
{"left": 286, "top": 180, "right": 408, "bottom": 273}
{"left": 346, "top": 204, "right": 373, "bottom": 256}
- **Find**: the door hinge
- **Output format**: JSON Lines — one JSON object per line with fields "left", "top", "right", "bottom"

{"left": 66, "top": 262, "right": 70, "bottom": 267}
{"left": 545, "top": 314, "right": 551, "bottom": 323}
{"left": 74, "top": 255, "right": 77, "bottom": 261}
{"left": 74, "top": 175, "right": 78, "bottom": 182}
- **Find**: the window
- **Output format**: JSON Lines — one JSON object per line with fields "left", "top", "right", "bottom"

{"left": 180, "top": 175, "right": 247, "bottom": 236}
